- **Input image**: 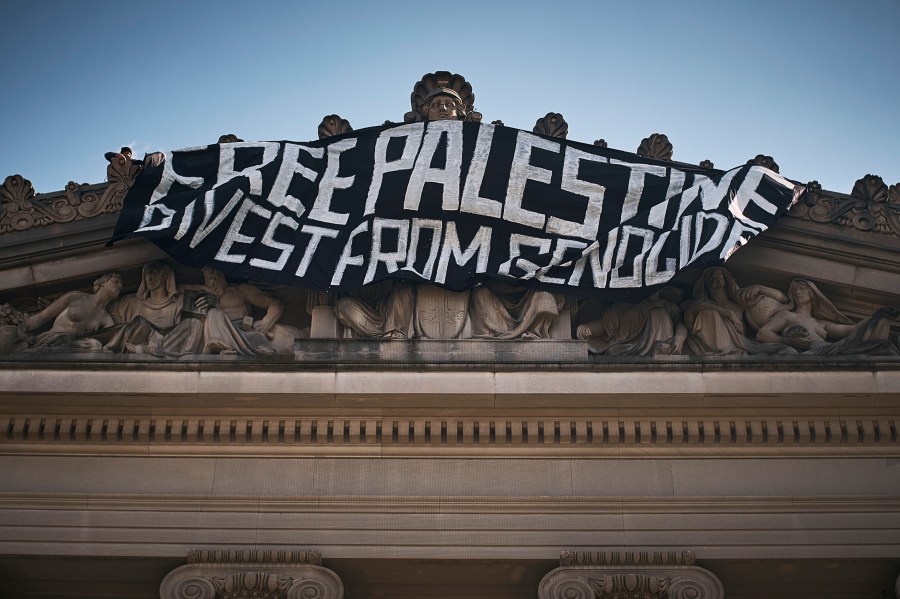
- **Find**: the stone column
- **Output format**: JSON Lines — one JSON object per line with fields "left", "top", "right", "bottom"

{"left": 538, "top": 550, "right": 723, "bottom": 599}
{"left": 160, "top": 548, "right": 343, "bottom": 599}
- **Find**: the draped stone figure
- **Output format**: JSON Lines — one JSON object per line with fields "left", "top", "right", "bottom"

{"left": 755, "top": 279, "right": 898, "bottom": 355}
{"left": 471, "top": 282, "right": 564, "bottom": 340}
{"left": 683, "top": 267, "right": 795, "bottom": 355}
{"left": 577, "top": 288, "right": 687, "bottom": 355}
{"left": 18, "top": 273, "right": 122, "bottom": 352}
{"left": 105, "top": 261, "right": 183, "bottom": 353}
{"left": 332, "top": 72, "right": 565, "bottom": 341}
{"left": 144, "top": 267, "right": 297, "bottom": 356}
{"left": 335, "top": 281, "right": 415, "bottom": 340}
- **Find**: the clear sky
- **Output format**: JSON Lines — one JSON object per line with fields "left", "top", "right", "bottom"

{"left": 1, "top": 0, "right": 897, "bottom": 195}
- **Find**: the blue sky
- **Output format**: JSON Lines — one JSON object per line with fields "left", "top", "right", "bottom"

{"left": 1, "top": 0, "right": 897, "bottom": 195}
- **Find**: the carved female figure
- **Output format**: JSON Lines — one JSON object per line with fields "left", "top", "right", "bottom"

{"left": 755, "top": 279, "right": 898, "bottom": 354}
{"left": 19, "top": 273, "right": 122, "bottom": 351}
{"left": 105, "top": 261, "right": 182, "bottom": 353}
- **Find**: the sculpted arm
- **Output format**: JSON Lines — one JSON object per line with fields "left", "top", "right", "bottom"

{"left": 21, "top": 293, "right": 73, "bottom": 333}
{"left": 238, "top": 284, "right": 283, "bottom": 334}
{"left": 821, "top": 320, "right": 856, "bottom": 339}
{"left": 755, "top": 312, "right": 788, "bottom": 344}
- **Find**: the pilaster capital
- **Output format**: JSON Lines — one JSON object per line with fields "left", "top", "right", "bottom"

{"left": 539, "top": 550, "right": 723, "bottom": 599}
{"left": 160, "top": 549, "right": 343, "bottom": 599}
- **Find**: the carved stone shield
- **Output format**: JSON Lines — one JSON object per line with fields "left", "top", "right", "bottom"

{"left": 415, "top": 285, "right": 470, "bottom": 339}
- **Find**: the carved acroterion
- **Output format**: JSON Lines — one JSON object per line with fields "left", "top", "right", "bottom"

{"left": 533, "top": 112, "right": 568, "bottom": 138}
{"left": 318, "top": 115, "right": 353, "bottom": 139}
{"left": 405, "top": 71, "right": 481, "bottom": 123}
{"left": 636, "top": 133, "right": 673, "bottom": 161}
{"left": 747, "top": 153, "right": 779, "bottom": 172}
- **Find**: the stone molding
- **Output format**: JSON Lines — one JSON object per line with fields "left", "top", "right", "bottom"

{"left": 788, "top": 174, "right": 900, "bottom": 236}
{"left": 160, "top": 561, "right": 343, "bottom": 599}
{"left": 2, "top": 413, "right": 896, "bottom": 458}
{"left": 0, "top": 155, "right": 136, "bottom": 235}
{"left": 188, "top": 549, "right": 322, "bottom": 565}
{"left": 539, "top": 562, "right": 723, "bottom": 599}
{"left": 560, "top": 551, "right": 695, "bottom": 567}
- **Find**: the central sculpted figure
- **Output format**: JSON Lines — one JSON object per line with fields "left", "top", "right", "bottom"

{"left": 335, "top": 71, "right": 563, "bottom": 340}
{"left": 105, "top": 261, "right": 183, "bottom": 353}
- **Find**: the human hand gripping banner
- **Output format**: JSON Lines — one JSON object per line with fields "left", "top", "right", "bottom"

{"left": 111, "top": 121, "right": 803, "bottom": 300}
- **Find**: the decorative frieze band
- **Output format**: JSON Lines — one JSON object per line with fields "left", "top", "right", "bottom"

{"left": 1, "top": 414, "right": 896, "bottom": 456}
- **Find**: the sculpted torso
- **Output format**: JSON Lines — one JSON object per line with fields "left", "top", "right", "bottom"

{"left": 216, "top": 287, "right": 252, "bottom": 321}
{"left": 46, "top": 293, "right": 115, "bottom": 334}
{"left": 22, "top": 274, "right": 122, "bottom": 339}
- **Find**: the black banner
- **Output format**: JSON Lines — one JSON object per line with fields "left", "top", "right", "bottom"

{"left": 112, "top": 121, "right": 802, "bottom": 299}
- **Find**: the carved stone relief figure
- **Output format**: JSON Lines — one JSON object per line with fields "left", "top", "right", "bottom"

{"left": 142, "top": 267, "right": 297, "bottom": 356}
{"left": 470, "top": 282, "right": 564, "bottom": 340}
{"left": 335, "top": 281, "right": 414, "bottom": 340}
{"left": 577, "top": 288, "right": 686, "bottom": 355}
{"left": 18, "top": 273, "right": 122, "bottom": 352}
{"left": 755, "top": 279, "right": 898, "bottom": 355}
{"left": 683, "top": 267, "right": 795, "bottom": 356}
{"left": 105, "top": 261, "right": 183, "bottom": 353}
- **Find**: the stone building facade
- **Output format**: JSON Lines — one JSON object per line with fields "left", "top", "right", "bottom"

{"left": 0, "top": 73, "right": 898, "bottom": 598}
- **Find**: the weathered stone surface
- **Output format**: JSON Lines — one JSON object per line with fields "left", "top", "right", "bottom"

{"left": 160, "top": 561, "right": 343, "bottom": 599}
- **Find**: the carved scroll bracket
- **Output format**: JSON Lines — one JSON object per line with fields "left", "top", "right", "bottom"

{"left": 789, "top": 174, "right": 900, "bottom": 236}
{"left": 1, "top": 153, "right": 138, "bottom": 235}
{"left": 540, "top": 550, "right": 722, "bottom": 599}
{"left": 161, "top": 550, "right": 342, "bottom": 599}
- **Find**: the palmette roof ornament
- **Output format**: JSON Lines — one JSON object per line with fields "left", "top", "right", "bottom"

{"left": 405, "top": 71, "right": 482, "bottom": 123}
{"left": 533, "top": 112, "right": 569, "bottom": 139}
{"left": 747, "top": 153, "right": 779, "bottom": 173}
{"left": 318, "top": 114, "right": 353, "bottom": 139}
{"left": 637, "top": 133, "right": 673, "bottom": 161}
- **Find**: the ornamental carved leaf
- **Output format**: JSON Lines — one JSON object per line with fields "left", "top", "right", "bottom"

{"left": 318, "top": 115, "right": 353, "bottom": 140}
{"left": 212, "top": 571, "right": 294, "bottom": 599}
{"left": 850, "top": 174, "right": 889, "bottom": 205}
{"left": 636, "top": 133, "right": 673, "bottom": 161}
{"left": 533, "top": 112, "right": 568, "bottom": 138}
{"left": 587, "top": 573, "right": 672, "bottom": 599}
{"left": 0, "top": 175, "right": 38, "bottom": 232}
